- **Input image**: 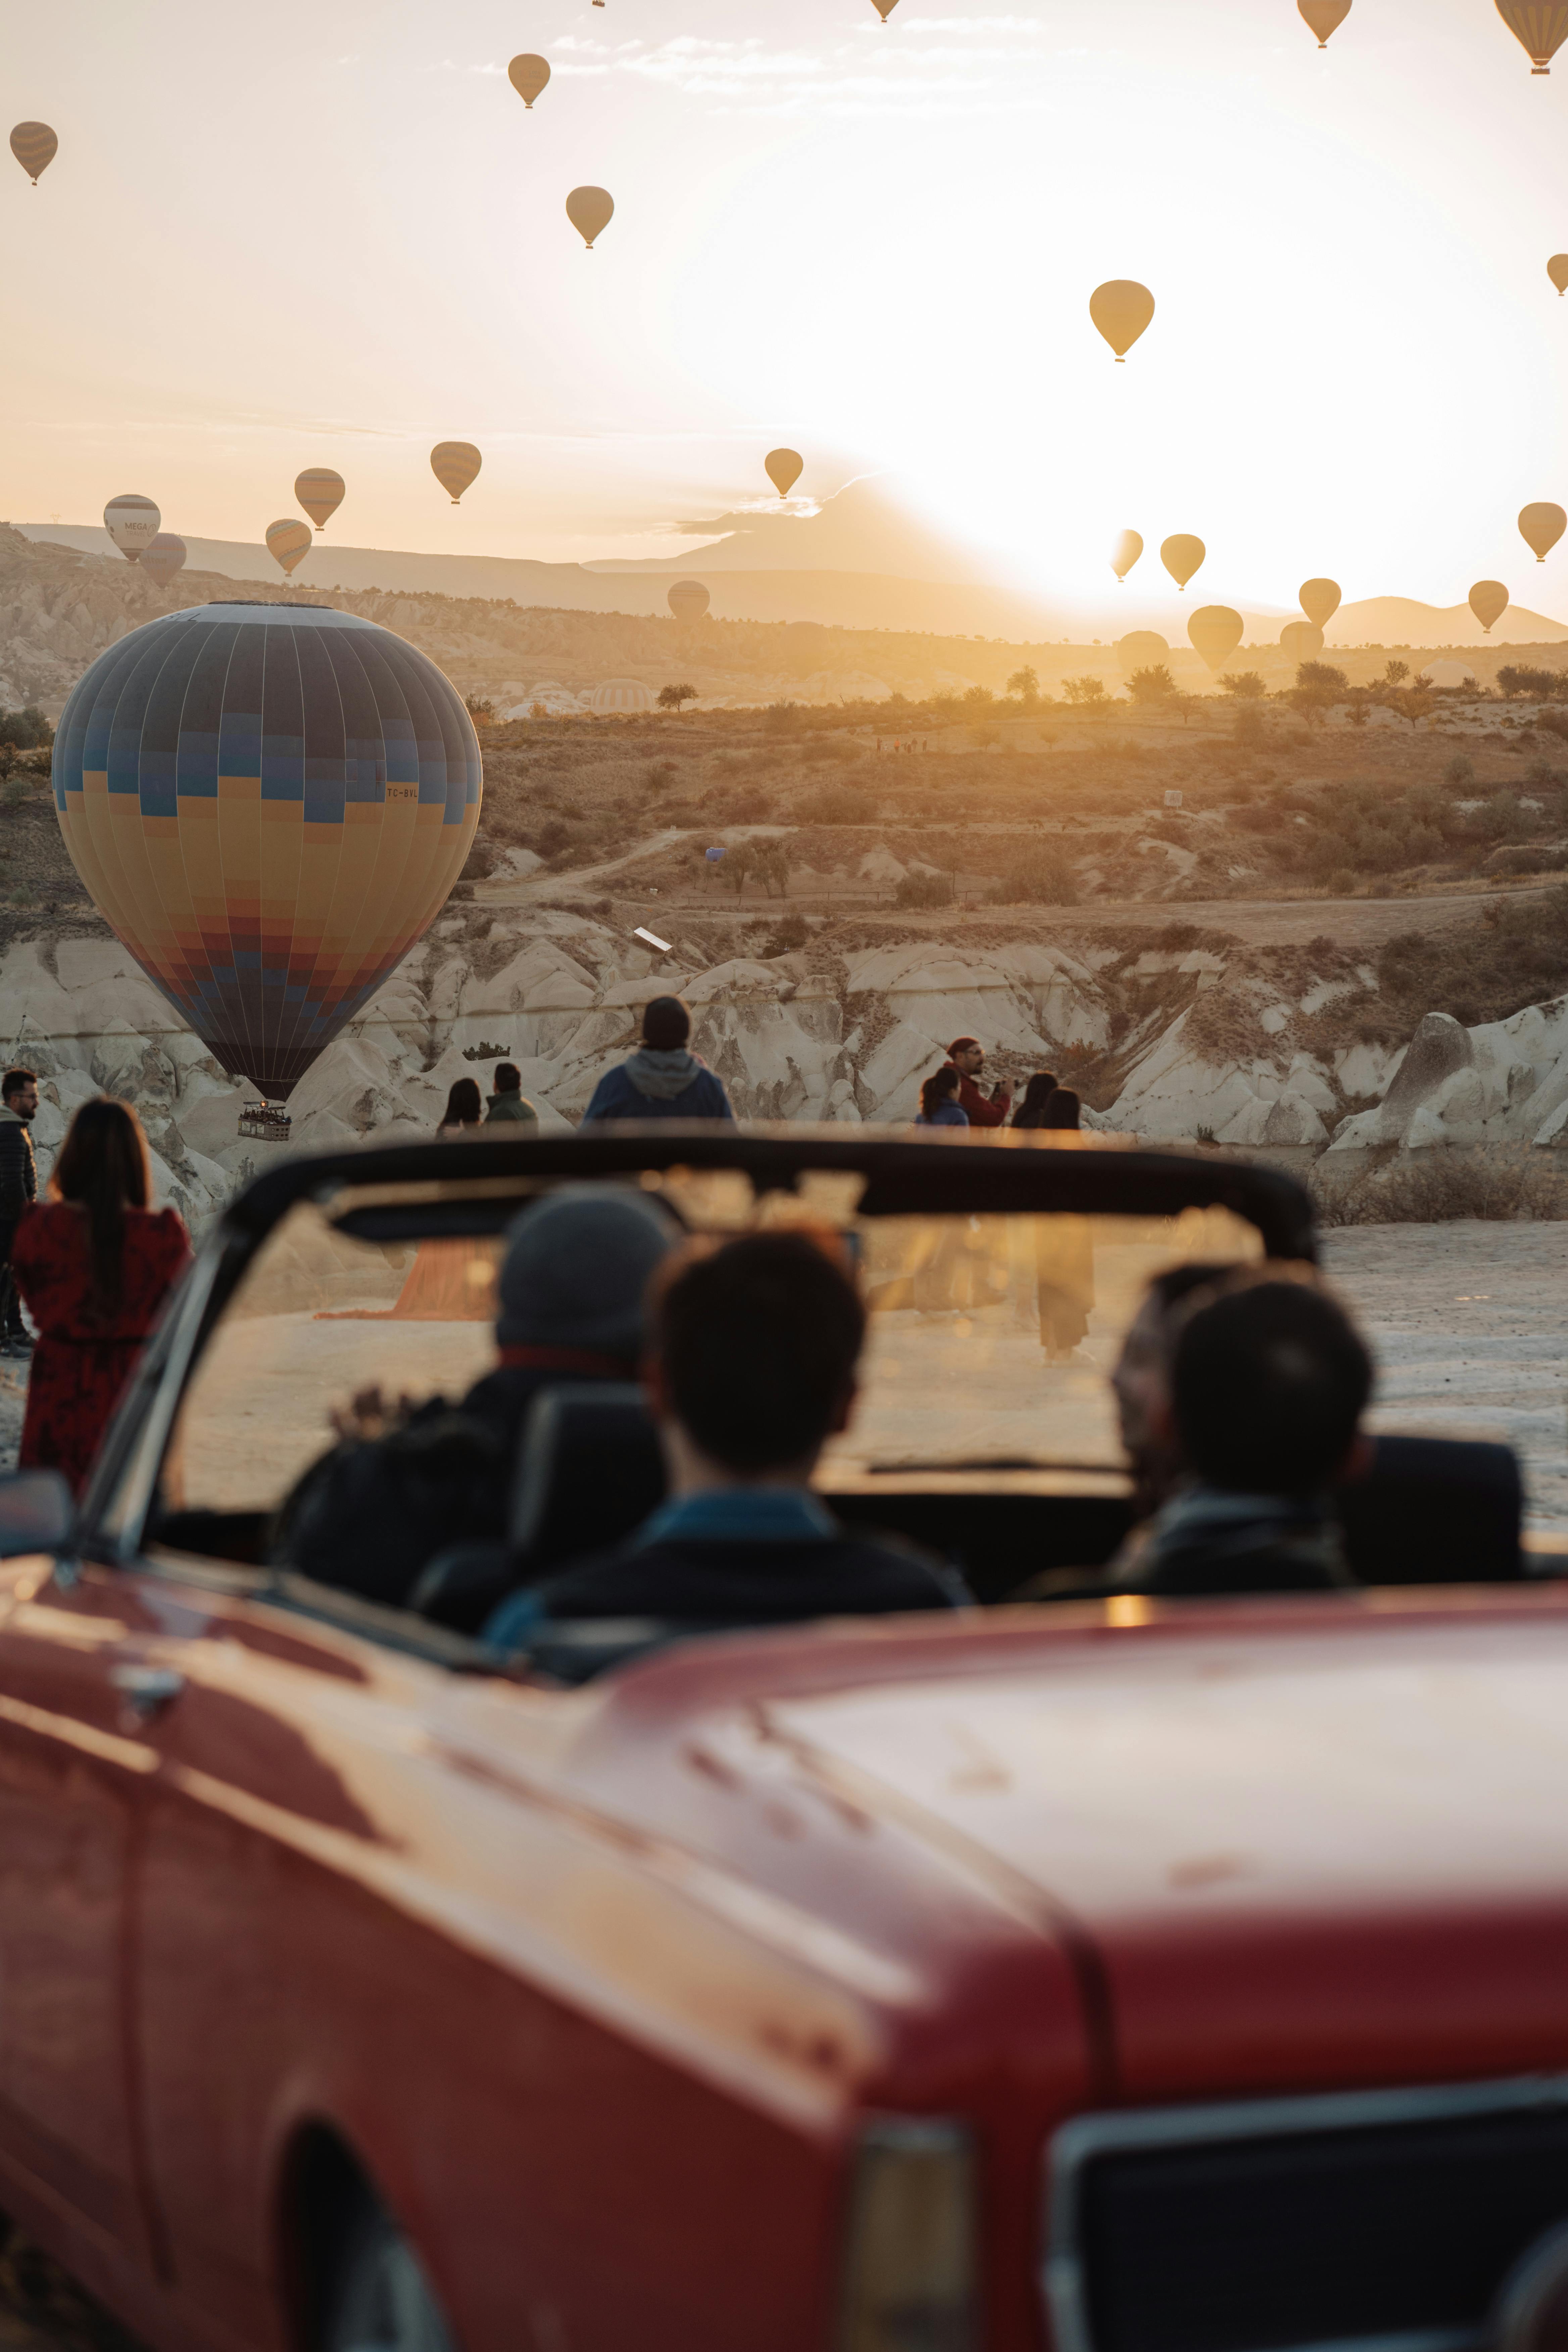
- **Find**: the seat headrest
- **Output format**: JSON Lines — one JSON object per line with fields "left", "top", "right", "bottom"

{"left": 1337, "top": 1432, "right": 1523, "bottom": 1585}
{"left": 509, "top": 1384, "right": 668, "bottom": 1576}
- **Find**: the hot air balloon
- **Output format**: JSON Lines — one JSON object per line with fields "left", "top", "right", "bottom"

{"left": 508, "top": 54, "right": 550, "bottom": 107}
{"left": 1299, "top": 0, "right": 1351, "bottom": 46}
{"left": 266, "top": 519, "right": 312, "bottom": 578}
{"left": 1520, "top": 502, "right": 1567, "bottom": 562}
{"left": 104, "top": 495, "right": 160, "bottom": 563}
{"left": 1300, "top": 578, "right": 1341, "bottom": 627}
{"left": 1111, "top": 530, "right": 1144, "bottom": 584}
{"left": 567, "top": 187, "right": 614, "bottom": 249}
{"left": 1496, "top": 2, "right": 1568, "bottom": 72}
{"left": 296, "top": 468, "right": 345, "bottom": 533}
{"left": 766, "top": 449, "right": 804, "bottom": 499}
{"left": 431, "top": 442, "right": 482, "bottom": 504}
{"left": 1189, "top": 606, "right": 1244, "bottom": 673}
{"left": 1281, "top": 621, "right": 1325, "bottom": 663}
{"left": 1161, "top": 534, "right": 1206, "bottom": 591}
{"left": 1470, "top": 581, "right": 1510, "bottom": 633}
{"left": 10, "top": 123, "right": 56, "bottom": 184}
{"left": 51, "top": 604, "right": 481, "bottom": 1101}
{"left": 669, "top": 580, "right": 710, "bottom": 624}
{"left": 1090, "top": 281, "right": 1155, "bottom": 362}
{"left": 1551, "top": 256, "right": 1568, "bottom": 294}
{"left": 871, "top": 0, "right": 900, "bottom": 17}
{"left": 140, "top": 535, "right": 187, "bottom": 591}
{"left": 1116, "top": 631, "right": 1169, "bottom": 672}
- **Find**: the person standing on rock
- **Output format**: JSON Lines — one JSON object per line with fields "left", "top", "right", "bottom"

{"left": 581, "top": 996, "right": 735, "bottom": 1125}
{"left": 944, "top": 1038, "right": 1012, "bottom": 1127}
{"left": 0, "top": 1069, "right": 39, "bottom": 1360}
{"left": 484, "top": 1063, "right": 539, "bottom": 1128}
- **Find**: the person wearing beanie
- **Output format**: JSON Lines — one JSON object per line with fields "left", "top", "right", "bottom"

{"left": 484, "top": 1062, "right": 539, "bottom": 1127}
{"left": 580, "top": 995, "right": 736, "bottom": 1125}
{"left": 274, "top": 1188, "right": 677, "bottom": 1607}
{"left": 943, "top": 1038, "right": 1012, "bottom": 1128}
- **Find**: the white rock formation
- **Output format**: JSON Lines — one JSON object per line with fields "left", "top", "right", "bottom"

{"left": 1330, "top": 998, "right": 1568, "bottom": 1153}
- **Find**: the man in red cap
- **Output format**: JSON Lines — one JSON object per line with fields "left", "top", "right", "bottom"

{"left": 944, "top": 1037, "right": 1012, "bottom": 1127}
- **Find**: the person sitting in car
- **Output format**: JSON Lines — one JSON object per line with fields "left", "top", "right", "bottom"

{"left": 484, "top": 1228, "right": 969, "bottom": 1648}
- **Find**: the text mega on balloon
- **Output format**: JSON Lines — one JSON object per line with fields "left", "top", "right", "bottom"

{"left": 50, "top": 604, "right": 480, "bottom": 1100}
{"left": 105, "top": 494, "right": 160, "bottom": 562}
{"left": 1495, "top": 2, "right": 1568, "bottom": 72}
{"left": 1110, "top": 530, "right": 1144, "bottom": 583}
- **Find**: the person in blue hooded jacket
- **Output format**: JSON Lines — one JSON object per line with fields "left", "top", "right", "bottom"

{"left": 580, "top": 995, "right": 735, "bottom": 1125}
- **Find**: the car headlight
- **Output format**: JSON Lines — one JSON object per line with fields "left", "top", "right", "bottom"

{"left": 838, "top": 2116, "right": 977, "bottom": 2352}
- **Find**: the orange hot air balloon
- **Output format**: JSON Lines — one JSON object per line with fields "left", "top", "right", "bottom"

{"left": 1497, "top": 2, "right": 1568, "bottom": 71}
{"left": 1299, "top": 0, "right": 1351, "bottom": 45}
{"left": 295, "top": 468, "right": 345, "bottom": 533}
{"left": 1161, "top": 534, "right": 1206, "bottom": 591}
{"left": 766, "top": 449, "right": 804, "bottom": 498}
{"left": 10, "top": 122, "right": 56, "bottom": 183}
{"left": 1520, "top": 502, "right": 1567, "bottom": 561}
{"left": 1111, "top": 530, "right": 1144, "bottom": 583}
{"left": 266, "top": 519, "right": 312, "bottom": 577}
{"left": 1299, "top": 578, "right": 1341, "bottom": 627}
{"left": 669, "top": 580, "right": 710, "bottom": 624}
{"left": 508, "top": 54, "right": 550, "bottom": 107}
{"left": 51, "top": 604, "right": 480, "bottom": 1101}
{"left": 1470, "top": 581, "right": 1510, "bottom": 633}
{"left": 431, "top": 442, "right": 482, "bottom": 504}
{"left": 1116, "top": 631, "right": 1169, "bottom": 672}
{"left": 1189, "top": 606, "right": 1244, "bottom": 673}
{"left": 1281, "top": 621, "right": 1325, "bottom": 663}
{"left": 1090, "top": 281, "right": 1155, "bottom": 362}
{"left": 1551, "top": 256, "right": 1568, "bottom": 294}
{"left": 567, "top": 187, "right": 614, "bottom": 248}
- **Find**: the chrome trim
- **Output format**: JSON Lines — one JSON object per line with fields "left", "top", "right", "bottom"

{"left": 1043, "top": 2072, "right": 1568, "bottom": 2352}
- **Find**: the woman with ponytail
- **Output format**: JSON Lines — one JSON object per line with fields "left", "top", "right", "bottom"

{"left": 914, "top": 1065, "right": 969, "bottom": 1128}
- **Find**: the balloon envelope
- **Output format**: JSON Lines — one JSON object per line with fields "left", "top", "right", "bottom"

{"left": 1552, "top": 255, "right": 1568, "bottom": 295}
{"left": 1090, "top": 281, "right": 1155, "bottom": 361}
{"left": 1496, "top": 2, "right": 1568, "bottom": 70}
{"left": 51, "top": 604, "right": 480, "bottom": 1100}
{"left": 1299, "top": 0, "right": 1351, "bottom": 44}
{"left": 1111, "top": 530, "right": 1144, "bottom": 583}
{"left": 295, "top": 469, "right": 345, "bottom": 532}
{"left": 1520, "top": 501, "right": 1567, "bottom": 561}
{"left": 1116, "top": 631, "right": 1169, "bottom": 672}
{"left": 508, "top": 54, "right": 550, "bottom": 106}
{"left": 1299, "top": 578, "right": 1341, "bottom": 627}
{"left": 567, "top": 187, "right": 614, "bottom": 248}
{"left": 1161, "top": 534, "right": 1206, "bottom": 591}
{"left": 140, "top": 535, "right": 187, "bottom": 590}
{"left": 669, "top": 580, "right": 710, "bottom": 624}
{"left": 1189, "top": 606, "right": 1244, "bottom": 673}
{"left": 266, "top": 519, "right": 312, "bottom": 577}
{"left": 105, "top": 494, "right": 160, "bottom": 563}
{"left": 766, "top": 449, "right": 804, "bottom": 498}
{"left": 10, "top": 122, "right": 56, "bottom": 183}
{"left": 1470, "top": 581, "right": 1510, "bottom": 633}
{"left": 1281, "top": 621, "right": 1325, "bottom": 662}
{"left": 871, "top": 0, "right": 900, "bottom": 16}
{"left": 431, "top": 442, "right": 482, "bottom": 504}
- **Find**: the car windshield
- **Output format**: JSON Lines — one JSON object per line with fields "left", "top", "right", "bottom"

{"left": 160, "top": 1168, "right": 1264, "bottom": 1523}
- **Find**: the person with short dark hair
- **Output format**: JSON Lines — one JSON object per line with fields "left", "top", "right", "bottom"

{"left": 484, "top": 1061, "right": 538, "bottom": 1127}
{"left": 915, "top": 1065, "right": 967, "bottom": 1127}
{"left": 944, "top": 1037, "right": 1012, "bottom": 1126}
{"left": 1011, "top": 1072, "right": 1060, "bottom": 1129}
{"left": 580, "top": 994, "right": 735, "bottom": 1124}
{"left": 0, "top": 1067, "right": 39, "bottom": 1358}
{"left": 437, "top": 1077, "right": 484, "bottom": 1135}
{"left": 486, "top": 1228, "right": 967, "bottom": 1644}
{"left": 1111, "top": 1261, "right": 1243, "bottom": 1523}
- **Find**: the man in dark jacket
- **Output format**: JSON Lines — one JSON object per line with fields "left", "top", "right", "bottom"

{"left": 580, "top": 995, "right": 735, "bottom": 1125}
{"left": 485, "top": 1227, "right": 968, "bottom": 1647}
{"left": 484, "top": 1062, "right": 538, "bottom": 1127}
{"left": 944, "top": 1037, "right": 1012, "bottom": 1127}
{"left": 0, "top": 1069, "right": 38, "bottom": 1358}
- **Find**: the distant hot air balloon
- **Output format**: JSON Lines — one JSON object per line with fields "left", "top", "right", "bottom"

{"left": 567, "top": 187, "right": 614, "bottom": 248}
{"left": 871, "top": 0, "right": 900, "bottom": 17}
{"left": 10, "top": 123, "right": 56, "bottom": 184}
{"left": 431, "top": 442, "right": 482, "bottom": 504}
{"left": 1161, "top": 534, "right": 1206, "bottom": 592}
{"left": 1496, "top": 2, "right": 1568, "bottom": 72}
{"left": 296, "top": 468, "right": 345, "bottom": 533}
{"left": 266, "top": 518, "right": 312, "bottom": 577}
{"left": 51, "top": 604, "right": 480, "bottom": 1101}
{"left": 1116, "top": 631, "right": 1169, "bottom": 672}
{"left": 1189, "top": 606, "right": 1244, "bottom": 673}
{"left": 508, "top": 54, "right": 551, "bottom": 107}
{"left": 669, "top": 580, "right": 711, "bottom": 624}
{"left": 1281, "top": 621, "right": 1325, "bottom": 663}
{"left": 1299, "top": 0, "right": 1351, "bottom": 46}
{"left": 1470, "top": 580, "right": 1510, "bottom": 633}
{"left": 1520, "top": 501, "right": 1567, "bottom": 561}
{"left": 1552, "top": 256, "right": 1568, "bottom": 295}
{"left": 140, "top": 534, "right": 187, "bottom": 591}
{"left": 1111, "top": 530, "right": 1144, "bottom": 584}
{"left": 1299, "top": 578, "right": 1341, "bottom": 628}
{"left": 766, "top": 449, "right": 804, "bottom": 499}
{"left": 104, "top": 495, "right": 160, "bottom": 563}
{"left": 1090, "top": 281, "right": 1155, "bottom": 361}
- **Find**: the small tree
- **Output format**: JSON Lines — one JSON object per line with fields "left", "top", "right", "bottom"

{"left": 1444, "top": 753, "right": 1477, "bottom": 790}
{"left": 751, "top": 840, "right": 790, "bottom": 897}
{"left": 464, "top": 695, "right": 494, "bottom": 724}
{"left": 1063, "top": 676, "right": 1110, "bottom": 710}
{"left": 1126, "top": 665, "right": 1177, "bottom": 708}
{"left": 1290, "top": 660, "right": 1350, "bottom": 727}
{"left": 658, "top": 683, "right": 698, "bottom": 712}
{"left": 1007, "top": 665, "right": 1039, "bottom": 703}
{"left": 1382, "top": 659, "right": 1410, "bottom": 688}
{"left": 1220, "top": 671, "right": 1266, "bottom": 700}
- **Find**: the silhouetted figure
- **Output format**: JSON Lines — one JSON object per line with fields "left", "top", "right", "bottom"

{"left": 485, "top": 1062, "right": 538, "bottom": 1127}
{"left": 581, "top": 995, "right": 735, "bottom": 1124}
{"left": 437, "top": 1077, "right": 484, "bottom": 1135}
{"left": 1012, "top": 1071, "right": 1061, "bottom": 1128}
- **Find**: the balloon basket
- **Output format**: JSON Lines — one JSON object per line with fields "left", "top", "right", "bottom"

{"left": 239, "top": 1101, "right": 293, "bottom": 1144}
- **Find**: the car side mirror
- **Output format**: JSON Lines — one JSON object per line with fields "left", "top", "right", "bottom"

{"left": 0, "top": 1470, "right": 75, "bottom": 1560}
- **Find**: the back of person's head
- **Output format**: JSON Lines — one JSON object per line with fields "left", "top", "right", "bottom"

{"left": 1041, "top": 1087, "right": 1081, "bottom": 1130}
{"left": 920, "top": 1065, "right": 961, "bottom": 1118}
{"left": 496, "top": 1186, "right": 677, "bottom": 1360}
{"left": 652, "top": 1227, "right": 866, "bottom": 1474}
{"left": 2, "top": 1068, "right": 35, "bottom": 1105}
{"left": 1013, "top": 1071, "right": 1059, "bottom": 1128}
{"left": 51, "top": 1096, "right": 150, "bottom": 1315}
{"left": 493, "top": 1062, "right": 521, "bottom": 1095}
{"left": 642, "top": 995, "right": 691, "bottom": 1052}
{"left": 439, "top": 1077, "right": 483, "bottom": 1131}
{"left": 1171, "top": 1271, "right": 1372, "bottom": 1497}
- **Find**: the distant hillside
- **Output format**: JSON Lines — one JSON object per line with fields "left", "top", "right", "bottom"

{"left": 1327, "top": 595, "right": 1568, "bottom": 648}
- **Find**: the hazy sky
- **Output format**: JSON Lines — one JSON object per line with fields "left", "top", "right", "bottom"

{"left": 8, "top": 0, "right": 1568, "bottom": 616}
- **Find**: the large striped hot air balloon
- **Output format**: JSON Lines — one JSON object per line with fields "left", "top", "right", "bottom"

{"left": 10, "top": 123, "right": 57, "bottom": 183}
{"left": 266, "top": 518, "right": 312, "bottom": 576}
{"left": 431, "top": 442, "right": 482, "bottom": 504}
{"left": 51, "top": 604, "right": 481, "bottom": 1099}
{"left": 1496, "top": 2, "right": 1568, "bottom": 72}
{"left": 295, "top": 468, "right": 345, "bottom": 531}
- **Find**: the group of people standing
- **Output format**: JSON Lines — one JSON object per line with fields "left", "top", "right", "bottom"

{"left": 916, "top": 1037, "right": 1081, "bottom": 1137}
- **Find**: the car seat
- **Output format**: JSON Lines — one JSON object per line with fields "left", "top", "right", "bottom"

{"left": 1337, "top": 1432, "right": 1523, "bottom": 1585}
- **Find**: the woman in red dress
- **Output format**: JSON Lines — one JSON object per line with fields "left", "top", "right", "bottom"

{"left": 12, "top": 1098, "right": 191, "bottom": 1495}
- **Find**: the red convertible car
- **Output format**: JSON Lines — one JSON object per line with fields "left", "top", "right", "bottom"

{"left": 1, "top": 1126, "right": 1566, "bottom": 2352}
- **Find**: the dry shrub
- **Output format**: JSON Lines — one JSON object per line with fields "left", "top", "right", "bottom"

{"left": 1313, "top": 1150, "right": 1568, "bottom": 1225}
